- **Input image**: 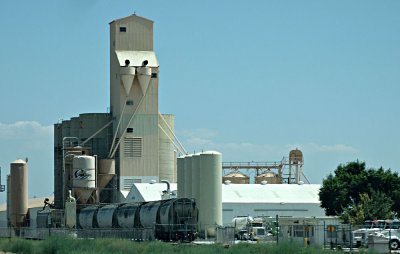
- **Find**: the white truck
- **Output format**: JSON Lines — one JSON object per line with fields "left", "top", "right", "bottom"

{"left": 232, "top": 216, "right": 270, "bottom": 241}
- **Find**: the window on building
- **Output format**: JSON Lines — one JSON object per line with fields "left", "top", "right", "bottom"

{"left": 127, "top": 128, "right": 133, "bottom": 133}
{"left": 126, "top": 100, "right": 134, "bottom": 106}
{"left": 120, "top": 27, "right": 127, "bottom": 32}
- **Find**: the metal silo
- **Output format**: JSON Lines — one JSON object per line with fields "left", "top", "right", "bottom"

{"left": 98, "top": 159, "right": 116, "bottom": 203}
{"left": 222, "top": 172, "right": 249, "bottom": 184}
{"left": 98, "top": 159, "right": 115, "bottom": 188}
{"left": 177, "top": 156, "right": 185, "bottom": 198}
{"left": 159, "top": 114, "right": 175, "bottom": 183}
{"left": 72, "top": 155, "right": 96, "bottom": 204}
{"left": 10, "top": 159, "right": 28, "bottom": 228}
{"left": 255, "top": 171, "right": 282, "bottom": 184}
{"left": 191, "top": 153, "right": 201, "bottom": 204}
{"left": 199, "top": 151, "right": 222, "bottom": 237}
{"left": 184, "top": 155, "right": 193, "bottom": 198}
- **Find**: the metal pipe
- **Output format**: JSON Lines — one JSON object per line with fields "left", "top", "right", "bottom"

{"left": 160, "top": 180, "right": 170, "bottom": 193}
{"left": 62, "top": 137, "right": 80, "bottom": 209}
{"left": 158, "top": 124, "right": 185, "bottom": 155}
{"left": 109, "top": 83, "right": 149, "bottom": 159}
{"left": 94, "top": 154, "right": 99, "bottom": 204}
{"left": 108, "top": 97, "right": 129, "bottom": 155}
{"left": 158, "top": 113, "right": 187, "bottom": 154}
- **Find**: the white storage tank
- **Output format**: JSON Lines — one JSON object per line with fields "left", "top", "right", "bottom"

{"left": 191, "top": 153, "right": 201, "bottom": 205}
{"left": 177, "top": 156, "right": 185, "bottom": 198}
{"left": 10, "top": 159, "right": 28, "bottom": 228}
{"left": 184, "top": 155, "right": 193, "bottom": 198}
{"left": 72, "top": 155, "right": 96, "bottom": 204}
{"left": 199, "top": 151, "right": 222, "bottom": 237}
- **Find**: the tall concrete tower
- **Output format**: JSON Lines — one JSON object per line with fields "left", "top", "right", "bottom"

{"left": 109, "top": 15, "right": 161, "bottom": 193}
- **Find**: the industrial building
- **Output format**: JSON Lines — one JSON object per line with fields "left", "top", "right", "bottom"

{"left": 125, "top": 182, "right": 324, "bottom": 225}
{"left": 0, "top": 14, "right": 329, "bottom": 241}
{"left": 53, "top": 14, "right": 178, "bottom": 208}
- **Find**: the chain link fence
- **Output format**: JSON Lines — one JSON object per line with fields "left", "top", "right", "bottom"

{"left": 0, "top": 227, "right": 154, "bottom": 241}
{"left": 216, "top": 226, "right": 235, "bottom": 245}
{"left": 1, "top": 221, "right": 399, "bottom": 253}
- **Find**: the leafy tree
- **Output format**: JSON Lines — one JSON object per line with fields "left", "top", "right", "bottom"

{"left": 319, "top": 161, "right": 400, "bottom": 219}
{"left": 340, "top": 192, "right": 394, "bottom": 224}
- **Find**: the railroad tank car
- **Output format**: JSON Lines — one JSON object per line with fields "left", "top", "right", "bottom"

{"left": 140, "top": 200, "right": 163, "bottom": 228}
{"left": 156, "top": 198, "right": 197, "bottom": 241}
{"left": 74, "top": 198, "right": 197, "bottom": 241}
{"left": 78, "top": 206, "right": 98, "bottom": 229}
{"left": 115, "top": 203, "right": 141, "bottom": 228}
{"left": 96, "top": 204, "right": 118, "bottom": 228}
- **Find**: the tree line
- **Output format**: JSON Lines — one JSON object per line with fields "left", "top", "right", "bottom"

{"left": 319, "top": 161, "right": 400, "bottom": 224}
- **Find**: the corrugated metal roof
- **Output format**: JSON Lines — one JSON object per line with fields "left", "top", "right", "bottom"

{"left": 127, "top": 183, "right": 321, "bottom": 204}
{"left": 115, "top": 50, "right": 158, "bottom": 67}
{"left": 222, "top": 184, "right": 321, "bottom": 204}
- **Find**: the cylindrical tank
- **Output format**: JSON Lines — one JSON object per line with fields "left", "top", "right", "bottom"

{"left": 72, "top": 155, "right": 96, "bottom": 188}
{"left": 255, "top": 171, "right": 282, "bottom": 184}
{"left": 289, "top": 149, "right": 303, "bottom": 163}
{"left": 222, "top": 172, "right": 249, "bottom": 184}
{"left": 116, "top": 203, "right": 141, "bottom": 228}
{"left": 139, "top": 201, "right": 162, "bottom": 228}
{"left": 177, "top": 156, "right": 185, "bottom": 198}
{"left": 63, "top": 147, "right": 91, "bottom": 206}
{"left": 10, "top": 159, "right": 28, "bottom": 228}
{"left": 184, "top": 155, "right": 193, "bottom": 198}
{"left": 98, "top": 159, "right": 115, "bottom": 189}
{"left": 6, "top": 175, "right": 11, "bottom": 227}
{"left": 96, "top": 204, "right": 117, "bottom": 228}
{"left": 199, "top": 151, "right": 222, "bottom": 237}
{"left": 159, "top": 114, "right": 175, "bottom": 183}
{"left": 72, "top": 155, "right": 96, "bottom": 204}
{"left": 191, "top": 153, "right": 201, "bottom": 207}
{"left": 158, "top": 199, "right": 173, "bottom": 226}
{"left": 78, "top": 206, "right": 98, "bottom": 229}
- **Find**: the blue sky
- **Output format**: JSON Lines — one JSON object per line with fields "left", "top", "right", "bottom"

{"left": 0, "top": 1, "right": 399, "bottom": 203}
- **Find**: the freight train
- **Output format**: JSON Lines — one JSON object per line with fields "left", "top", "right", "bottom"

{"left": 37, "top": 198, "right": 198, "bottom": 241}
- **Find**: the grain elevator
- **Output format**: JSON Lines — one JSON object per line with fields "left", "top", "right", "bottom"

{"left": 53, "top": 15, "right": 177, "bottom": 208}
